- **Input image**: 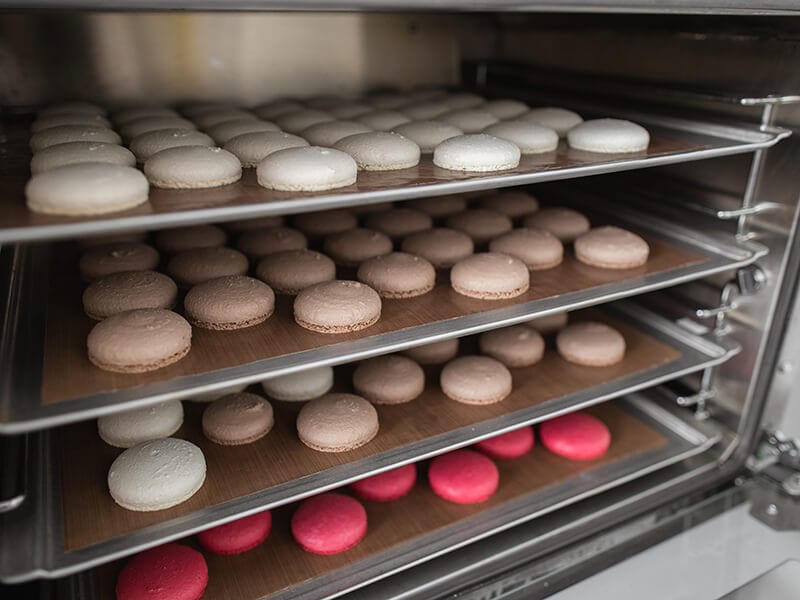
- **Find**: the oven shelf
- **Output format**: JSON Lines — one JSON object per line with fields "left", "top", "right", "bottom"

{"left": 0, "top": 307, "right": 732, "bottom": 582}
{"left": 0, "top": 111, "right": 789, "bottom": 245}
{"left": 0, "top": 205, "right": 760, "bottom": 434}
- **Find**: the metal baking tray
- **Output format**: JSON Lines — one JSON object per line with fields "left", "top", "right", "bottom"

{"left": 0, "top": 305, "right": 733, "bottom": 582}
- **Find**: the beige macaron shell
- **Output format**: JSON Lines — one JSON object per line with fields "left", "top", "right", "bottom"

{"left": 206, "top": 119, "right": 279, "bottom": 144}
{"left": 32, "top": 113, "right": 113, "bottom": 132}
{"left": 113, "top": 106, "right": 180, "bottom": 125}
{"left": 353, "top": 355, "right": 425, "bottom": 405}
{"left": 443, "top": 92, "right": 485, "bottom": 110}
{"left": 30, "top": 142, "right": 136, "bottom": 174}
{"left": 202, "top": 392, "right": 274, "bottom": 445}
{"left": 192, "top": 109, "right": 257, "bottom": 129}
{"left": 401, "top": 227, "right": 474, "bottom": 269}
{"left": 357, "top": 252, "right": 436, "bottom": 299}
{"left": 253, "top": 99, "right": 304, "bottom": 120}
{"left": 39, "top": 101, "right": 107, "bottom": 117}
{"left": 403, "top": 338, "right": 460, "bottom": 365}
{"left": 357, "top": 110, "right": 411, "bottom": 131}
{"left": 98, "top": 400, "right": 184, "bottom": 448}
{"left": 440, "top": 108, "right": 499, "bottom": 133}
{"left": 120, "top": 116, "right": 196, "bottom": 140}
{"left": 296, "top": 393, "right": 379, "bottom": 452}
{"left": 363, "top": 207, "right": 432, "bottom": 240}
{"left": 184, "top": 275, "right": 275, "bottom": 330}
{"left": 334, "top": 131, "right": 420, "bottom": 171}
{"left": 275, "top": 109, "right": 334, "bottom": 134}
{"left": 479, "top": 190, "right": 540, "bottom": 218}
{"left": 144, "top": 146, "right": 242, "bottom": 189}
{"left": 483, "top": 99, "right": 529, "bottom": 119}
{"left": 293, "top": 209, "right": 358, "bottom": 237}
{"left": 167, "top": 247, "right": 249, "bottom": 287}
{"left": 223, "top": 131, "right": 309, "bottom": 168}
{"left": 479, "top": 325, "right": 545, "bottom": 367}
{"left": 440, "top": 355, "right": 513, "bottom": 405}
{"left": 433, "top": 134, "right": 521, "bottom": 172}
{"left": 328, "top": 103, "right": 373, "bottom": 119}
{"left": 261, "top": 366, "right": 334, "bottom": 401}
{"left": 79, "top": 242, "right": 160, "bottom": 281}
{"left": 450, "top": 252, "right": 530, "bottom": 300}
{"left": 237, "top": 226, "right": 308, "bottom": 258}
{"left": 294, "top": 280, "right": 382, "bottom": 333}
{"left": 526, "top": 311, "right": 569, "bottom": 335}
{"left": 257, "top": 146, "right": 357, "bottom": 192}
{"left": 521, "top": 107, "right": 584, "bottom": 137}
{"left": 567, "top": 118, "right": 650, "bottom": 153}
{"left": 446, "top": 208, "right": 513, "bottom": 245}
{"left": 484, "top": 120, "right": 559, "bottom": 154}
{"left": 155, "top": 224, "right": 227, "bottom": 254}
{"left": 302, "top": 120, "right": 373, "bottom": 147}
{"left": 556, "top": 321, "right": 626, "bottom": 367}
{"left": 323, "top": 227, "right": 393, "bottom": 266}
{"left": 392, "top": 120, "right": 463, "bottom": 153}
{"left": 574, "top": 226, "right": 650, "bottom": 269}
{"left": 83, "top": 270, "right": 178, "bottom": 320}
{"left": 488, "top": 228, "right": 564, "bottom": 270}
{"left": 255, "top": 249, "right": 336, "bottom": 295}
{"left": 129, "top": 129, "right": 215, "bottom": 162}
{"left": 523, "top": 207, "right": 590, "bottom": 243}
{"left": 29, "top": 125, "right": 122, "bottom": 152}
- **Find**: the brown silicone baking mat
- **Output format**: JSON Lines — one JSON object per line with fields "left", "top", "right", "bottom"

{"left": 41, "top": 234, "right": 701, "bottom": 406}
{"left": 59, "top": 315, "right": 679, "bottom": 551}
{"left": 89, "top": 402, "right": 666, "bottom": 599}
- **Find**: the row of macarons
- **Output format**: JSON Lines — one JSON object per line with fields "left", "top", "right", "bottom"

{"left": 113, "top": 409, "right": 612, "bottom": 600}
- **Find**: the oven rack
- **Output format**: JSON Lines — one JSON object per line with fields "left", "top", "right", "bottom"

{"left": 0, "top": 204, "right": 761, "bottom": 434}
{"left": 0, "top": 303, "right": 733, "bottom": 583}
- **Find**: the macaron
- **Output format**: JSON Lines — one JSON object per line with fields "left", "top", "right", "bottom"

{"left": 155, "top": 224, "right": 227, "bottom": 254}
{"left": 353, "top": 355, "right": 425, "bottom": 404}
{"left": 166, "top": 246, "right": 249, "bottom": 287}
{"left": 403, "top": 338, "right": 459, "bottom": 365}
{"left": 302, "top": 120, "right": 373, "bottom": 146}
{"left": 328, "top": 103, "right": 373, "bottom": 119}
{"left": 428, "top": 449, "right": 499, "bottom": 504}
{"left": 351, "top": 464, "right": 417, "bottom": 502}
{"left": 275, "top": 109, "right": 334, "bottom": 134}
{"left": 97, "top": 400, "right": 184, "bottom": 448}
{"left": 82, "top": 270, "right": 178, "bottom": 320}
{"left": 450, "top": 253, "right": 530, "bottom": 300}
{"left": 192, "top": 109, "right": 257, "bottom": 129}
{"left": 296, "top": 393, "right": 379, "bottom": 452}
{"left": 407, "top": 194, "right": 468, "bottom": 218}
{"left": 206, "top": 118, "right": 279, "bottom": 144}
{"left": 479, "top": 190, "right": 540, "bottom": 218}
{"left": 392, "top": 120, "right": 463, "bottom": 153}
{"left": 223, "top": 131, "right": 309, "bottom": 168}
{"left": 78, "top": 231, "right": 147, "bottom": 247}
{"left": 526, "top": 311, "right": 569, "bottom": 334}
{"left": 197, "top": 511, "right": 272, "bottom": 555}
{"left": 523, "top": 207, "right": 590, "bottom": 243}
{"left": 334, "top": 131, "right": 420, "bottom": 171}
{"left": 236, "top": 226, "right": 308, "bottom": 259}
{"left": 489, "top": 228, "right": 564, "bottom": 270}
{"left": 357, "top": 252, "right": 436, "bottom": 299}
{"left": 29, "top": 125, "right": 121, "bottom": 152}
{"left": 225, "top": 215, "right": 284, "bottom": 232}
{"left": 433, "top": 134, "right": 521, "bottom": 172}
{"left": 291, "top": 493, "right": 367, "bottom": 555}
{"left": 26, "top": 163, "right": 148, "bottom": 216}
{"left": 184, "top": 275, "right": 275, "bottom": 330}
{"left": 401, "top": 101, "right": 451, "bottom": 120}
{"left": 293, "top": 209, "right": 358, "bottom": 237}
{"left": 401, "top": 227, "right": 474, "bottom": 269}
{"left": 30, "top": 141, "right": 135, "bottom": 174}
{"left": 440, "top": 108, "right": 499, "bottom": 133}
{"left": 294, "top": 280, "right": 381, "bottom": 333}
{"left": 483, "top": 99, "right": 529, "bottom": 119}
{"left": 521, "top": 107, "right": 583, "bottom": 137}
{"left": 79, "top": 242, "right": 159, "bottom": 281}
{"left": 574, "top": 226, "right": 650, "bottom": 269}
{"left": 484, "top": 120, "right": 559, "bottom": 154}
{"left": 368, "top": 93, "right": 408, "bottom": 109}
{"left": 144, "top": 146, "right": 242, "bottom": 189}
{"left": 539, "top": 412, "right": 611, "bottom": 460}
{"left": 479, "top": 324, "right": 545, "bottom": 367}
{"left": 182, "top": 102, "right": 239, "bottom": 118}
{"left": 39, "top": 101, "right": 106, "bottom": 117}
{"left": 189, "top": 382, "right": 248, "bottom": 403}
{"left": 202, "top": 392, "right": 274, "bottom": 445}
{"left": 475, "top": 427, "right": 535, "bottom": 460}
{"left": 556, "top": 321, "right": 626, "bottom": 367}
{"left": 129, "top": 129, "right": 215, "bottom": 162}
{"left": 357, "top": 110, "right": 411, "bottom": 131}
{"left": 363, "top": 207, "right": 432, "bottom": 240}
{"left": 256, "top": 249, "right": 336, "bottom": 295}
{"left": 108, "top": 438, "right": 206, "bottom": 511}
{"left": 260, "top": 366, "right": 334, "bottom": 402}
{"left": 567, "top": 118, "right": 650, "bottom": 153}
{"left": 113, "top": 106, "right": 179, "bottom": 125}
{"left": 253, "top": 98, "right": 304, "bottom": 120}
{"left": 445, "top": 208, "right": 513, "bottom": 245}
{"left": 323, "top": 227, "right": 393, "bottom": 267}
{"left": 443, "top": 92, "right": 485, "bottom": 109}
{"left": 120, "top": 116, "right": 196, "bottom": 140}
{"left": 440, "top": 355, "right": 513, "bottom": 405}
{"left": 116, "top": 543, "right": 208, "bottom": 600}
{"left": 87, "top": 309, "right": 192, "bottom": 373}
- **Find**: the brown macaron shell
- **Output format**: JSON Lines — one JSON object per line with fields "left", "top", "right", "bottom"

{"left": 255, "top": 249, "right": 336, "bottom": 295}
{"left": 79, "top": 242, "right": 160, "bottom": 281}
{"left": 296, "top": 393, "right": 379, "bottom": 452}
{"left": 488, "top": 228, "right": 564, "bottom": 270}
{"left": 479, "top": 325, "right": 545, "bottom": 367}
{"left": 400, "top": 228, "right": 474, "bottom": 269}
{"left": 353, "top": 355, "right": 425, "bottom": 405}
{"left": 184, "top": 275, "right": 275, "bottom": 330}
{"left": 450, "top": 252, "right": 530, "bottom": 300}
{"left": 363, "top": 207, "right": 433, "bottom": 240}
{"left": 357, "top": 252, "right": 436, "bottom": 299}
{"left": 408, "top": 194, "right": 468, "bottom": 218}
{"left": 523, "top": 207, "right": 590, "bottom": 243}
{"left": 403, "top": 338, "right": 460, "bottom": 365}
{"left": 556, "top": 321, "right": 626, "bottom": 367}
{"left": 440, "top": 355, "right": 513, "bottom": 405}
{"left": 323, "top": 227, "right": 393, "bottom": 267}
{"left": 202, "top": 392, "right": 274, "bottom": 445}
{"left": 293, "top": 209, "right": 357, "bottom": 237}
{"left": 445, "top": 208, "right": 513, "bottom": 245}
{"left": 82, "top": 270, "right": 178, "bottom": 320}
{"left": 154, "top": 225, "right": 228, "bottom": 254}
{"left": 574, "top": 226, "right": 650, "bottom": 269}
{"left": 166, "top": 247, "right": 249, "bottom": 288}
{"left": 479, "top": 190, "right": 540, "bottom": 218}
{"left": 236, "top": 226, "right": 308, "bottom": 259}
{"left": 526, "top": 311, "right": 569, "bottom": 335}
{"left": 294, "top": 280, "right": 381, "bottom": 333}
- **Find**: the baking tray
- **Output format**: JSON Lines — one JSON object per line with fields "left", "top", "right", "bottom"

{"left": 0, "top": 306, "right": 734, "bottom": 582}
{"left": 82, "top": 396, "right": 720, "bottom": 600}
{"left": 0, "top": 110, "right": 789, "bottom": 244}
{"left": 0, "top": 205, "right": 758, "bottom": 433}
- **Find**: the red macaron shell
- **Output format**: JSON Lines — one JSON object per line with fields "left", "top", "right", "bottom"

{"left": 197, "top": 511, "right": 272, "bottom": 555}
{"left": 351, "top": 464, "right": 417, "bottom": 502}
{"left": 539, "top": 412, "right": 611, "bottom": 461}
{"left": 475, "top": 426, "right": 535, "bottom": 460}
{"left": 428, "top": 449, "right": 500, "bottom": 504}
{"left": 291, "top": 493, "right": 368, "bottom": 555}
{"left": 115, "top": 543, "right": 208, "bottom": 600}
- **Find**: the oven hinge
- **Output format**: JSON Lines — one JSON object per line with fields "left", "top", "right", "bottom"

{"left": 745, "top": 431, "right": 800, "bottom": 530}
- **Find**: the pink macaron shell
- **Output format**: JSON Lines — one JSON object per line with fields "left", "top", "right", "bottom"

{"left": 291, "top": 493, "right": 367, "bottom": 555}
{"left": 196, "top": 511, "right": 272, "bottom": 555}
{"left": 115, "top": 543, "right": 208, "bottom": 600}
{"left": 428, "top": 449, "right": 499, "bottom": 504}
{"left": 539, "top": 412, "right": 611, "bottom": 461}
{"left": 351, "top": 464, "right": 417, "bottom": 502}
{"left": 475, "top": 427, "right": 535, "bottom": 460}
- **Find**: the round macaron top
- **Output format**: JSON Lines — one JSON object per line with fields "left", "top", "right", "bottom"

{"left": 353, "top": 355, "right": 425, "bottom": 405}
{"left": 261, "top": 365, "right": 335, "bottom": 402}
{"left": 368, "top": 92, "right": 408, "bottom": 109}
{"left": 294, "top": 280, "right": 382, "bottom": 333}
{"left": 26, "top": 162, "right": 148, "bottom": 216}
{"left": 574, "top": 225, "right": 650, "bottom": 269}
{"left": 184, "top": 275, "right": 275, "bottom": 330}
{"left": 97, "top": 400, "right": 184, "bottom": 449}
{"left": 275, "top": 109, "right": 334, "bottom": 133}
{"left": 482, "top": 98, "right": 529, "bottom": 119}
{"left": 29, "top": 125, "right": 121, "bottom": 152}
{"left": 392, "top": 120, "right": 463, "bottom": 153}
{"left": 556, "top": 321, "right": 626, "bottom": 367}
{"left": 523, "top": 207, "right": 590, "bottom": 243}
{"left": 237, "top": 225, "right": 308, "bottom": 258}
{"left": 334, "top": 131, "right": 421, "bottom": 171}
{"left": 202, "top": 392, "right": 274, "bottom": 445}
{"left": 351, "top": 463, "right": 417, "bottom": 502}
{"left": 323, "top": 227, "right": 393, "bottom": 267}
{"left": 539, "top": 412, "right": 611, "bottom": 460}
{"left": 296, "top": 393, "right": 379, "bottom": 452}
{"left": 291, "top": 493, "right": 368, "bottom": 554}
{"left": 302, "top": 120, "right": 373, "bottom": 147}
{"left": 401, "top": 227, "right": 474, "bottom": 269}
{"left": 401, "top": 100, "right": 450, "bottom": 120}
{"left": 253, "top": 98, "right": 304, "bottom": 120}
{"left": 479, "top": 324, "right": 545, "bottom": 367}
{"left": 520, "top": 106, "right": 583, "bottom": 137}
{"left": 225, "top": 215, "right": 284, "bottom": 232}
{"left": 129, "top": 129, "right": 215, "bottom": 162}
{"left": 293, "top": 209, "right": 358, "bottom": 237}
{"left": 113, "top": 106, "right": 179, "bottom": 125}
{"left": 206, "top": 118, "right": 279, "bottom": 144}
{"left": 167, "top": 246, "right": 249, "bottom": 287}
{"left": 155, "top": 224, "right": 227, "bottom": 254}
{"left": 407, "top": 194, "right": 468, "bottom": 218}
{"left": 433, "top": 134, "right": 521, "bottom": 172}
{"left": 475, "top": 426, "right": 535, "bottom": 460}
{"left": 440, "top": 108, "right": 499, "bottom": 133}
{"left": 30, "top": 141, "right": 136, "bottom": 174}
{"left": 256, "top": 248, "right": 336, "bottom": 295}
{"left": 82, "top": 270, "right": 178, "bottom": 320}
{"left": 357, "top": 252, "right": 436, "bottom": 299}
{"left": 479, "top": 190, "right": 540, "bottom": 218}
{"left": 87, "top": 309, "right": 192, "bottom": 373}
{"left": 39, "top": 101, "right": 106, "bottom": 117}
{"left": 440, "top": 355, "right": 513, "bottom": 405}
{"left": 181, "top": 101, "right": 240, "bottom": 118}
{"left": 357, "top": 110, "right": 411, "bottom": 131}
{"left": 197, "top": 511, "right": 272, "bottom": 555}
{"left": 79, "top": 242, "right": 160, "bottom": 281}
{"left": 488, "top": 228, "right": 564, "bottom": 270}
{"left": 403, "top": 338, "right": 460, "bottom": 365}
{"left": 567, "top": 118, "right": 650, "bottom": 153}
{"left": 484, "top": 120, "right": 559, "bottom": 154}
{"left": 224, "top": 131, "right": 309, "bottom": 168}
{"left": 144, "top": 145, "right": 242, "bottom": 189}
{"left": 450, "top": 252, "right": 530, "bottom": 300}
{"left": 328, "top": 103, "right": 373, "bottom": 119}
{"left": 115, "top": 543, "right": 208, "bottom": 600}
{"left": 445, "top": 208, "right": 513, "bottom": 245}
{"left": 192, "top": 108, "right": 257, "bottom": 129}
{"left": 526, "top": 311, "right": 569, "bottom": 334}
{"left": 443, "top": 92, "right": 484, "bottom": 109}
{"left": 428, "top": 449, "right": 499, "bottom": 504}
{"left": 108, "top": 438, "right": 206, "bottom": 511}
{"left": 32, "top": 113, "right": 111, "bottom": 132}
{"left": 120, "top": 116, "right": 196, "bottom": 140}
{"left": 257, "top": 146, "right": 358, "bottom": 191}
{"left": 363, "top": 207, "right": 432, "bottom": 240}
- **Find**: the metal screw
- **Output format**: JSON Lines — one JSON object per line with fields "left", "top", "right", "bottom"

{"left": 766, "top": 503, "right": 779, "bottom": 516}
{"left": 778, "top": 361, "right": 794, "bottom": 374}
